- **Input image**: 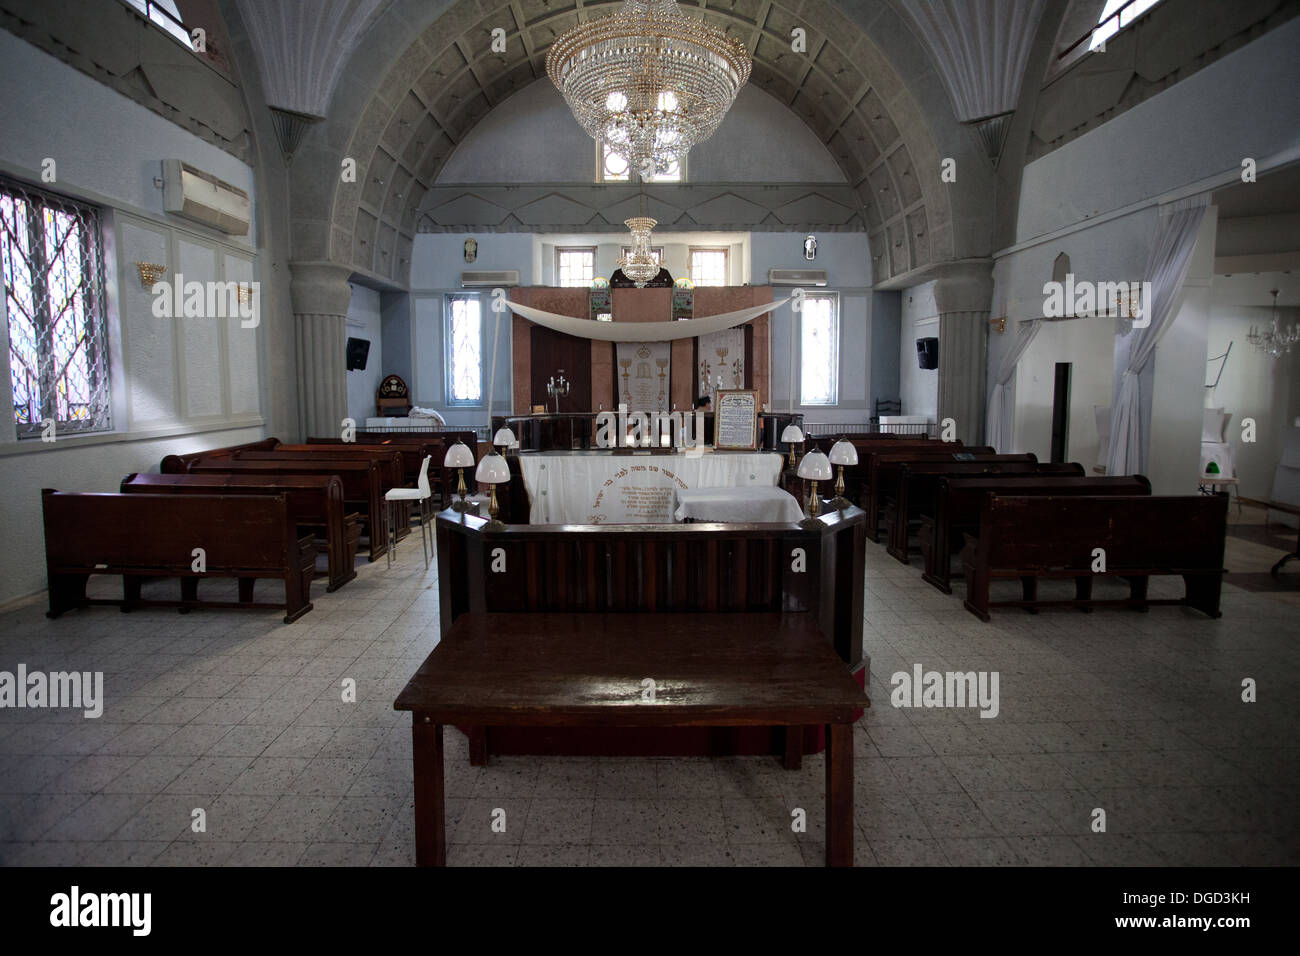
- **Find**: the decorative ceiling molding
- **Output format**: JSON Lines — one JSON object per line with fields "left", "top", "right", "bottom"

{"left": 895, "top": 0, "right": 1046, "bottom": 122}
{"left": 236, "top": 0, "right": 390, "bottom": 116}
{"left": 416, "top": 183, "right": 868, "bottom": 232}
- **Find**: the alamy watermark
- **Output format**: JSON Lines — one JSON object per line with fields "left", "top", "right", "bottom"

{"left": 891, "top": 664, "right": 999, "bottom": 718}
{"left": 1043, "top": 273, "right": 1152, "bottom": 328}
{"left": 150, "top": 273, "right": 260, "bottom": 328}
{"left": 0, "top": 665, "right": 104, "bottom": 718}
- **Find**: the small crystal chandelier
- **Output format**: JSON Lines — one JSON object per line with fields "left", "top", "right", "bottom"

{"left": 1247, "top": 288, "right": 1299, "bottom": 357}
{"left": 618, "top": 217, "right": 660, "bottom": 287}
{"left": 546, "top": 0, "right": 751, "bottom": 178}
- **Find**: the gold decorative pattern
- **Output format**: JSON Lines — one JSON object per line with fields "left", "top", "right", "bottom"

{"left": 135, "top": 262, "right": 167, "bottom": 289}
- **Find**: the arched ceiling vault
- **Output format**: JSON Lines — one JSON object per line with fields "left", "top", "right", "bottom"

{"left": 287, "top": 0, "right": 963, "bottom": 288}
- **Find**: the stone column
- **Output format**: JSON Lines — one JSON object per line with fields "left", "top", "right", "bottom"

{"left": 933, "top": 263, "right": 994, "bottom": 446}
{"left": 290, "top": 261, "right": 354, "bottom": 441}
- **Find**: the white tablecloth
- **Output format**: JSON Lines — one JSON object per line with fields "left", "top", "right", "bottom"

{"left": 519, "top": 451, "right": 783, "bottom": 524}
{"left": 674, "top": 487, "right": 803, "bottom": 524}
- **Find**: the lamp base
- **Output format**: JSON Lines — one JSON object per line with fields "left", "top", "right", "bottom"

{"left": 798, "top": 515, "right": 825, "bottom": 530}
{"left": 827, "top": 496, "right": 852, "bottom": 511}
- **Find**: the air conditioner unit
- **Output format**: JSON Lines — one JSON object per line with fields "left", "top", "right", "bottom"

{"left": 161, "top": 160, "right": 250, "bottom": 236}
{"left": 768, "top": 268, "right": 828, "bottom": 286}
{"left": 461, "top": 270, "right": 520, "bottom": 288}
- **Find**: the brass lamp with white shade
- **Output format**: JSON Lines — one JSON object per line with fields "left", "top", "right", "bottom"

{"left": 444, "top": 441, "right": 476, "bottom": 511}
{"left": 828, "top": 439, "right": 859, "bottom": 508}
{"left": 474, "top": 452, "right": 511, "bottom": 528}
{"left": 796, "top": 448, "right": 833, "bottom": 527}
{"left": 780, "top": 423, "right": 805, "bottom": 469}
{"left": 493, "top": 426, "right": 518, "bottom": 455}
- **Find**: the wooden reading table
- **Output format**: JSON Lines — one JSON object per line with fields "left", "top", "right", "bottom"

{"left": 394, "top": 611, "right": 869, "bottom": 867}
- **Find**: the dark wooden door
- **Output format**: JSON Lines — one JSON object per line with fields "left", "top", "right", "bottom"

{"left": 530, "top": 326, "right": 592, "bottom": 413}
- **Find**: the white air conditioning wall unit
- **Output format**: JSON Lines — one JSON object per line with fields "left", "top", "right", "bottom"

{"left": 768, "top": 268, "right": 828, "bottom": 286}
{"left": 461, "top": 270, "right": 520, "bottom": 287}
{"left": 162, "top": 159, "right": 251, "bottom": 236}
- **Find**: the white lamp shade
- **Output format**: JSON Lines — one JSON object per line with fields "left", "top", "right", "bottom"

{"left": 829, "top": 439, "right": 858, "bottom": 466}
{"left": 781, "top": 424, "right": 805, "bottom": 443}
{"left": 475, "top": 452, "right": 510, "bottom": 484}
{"left": 444, "top": 442, "right": 475, "bottom": 468}
{"left": 796, "top": 449, "right": 833, "bottom": 481}
{"left": 493, "top": 427, "right": 517, "bottom": 447}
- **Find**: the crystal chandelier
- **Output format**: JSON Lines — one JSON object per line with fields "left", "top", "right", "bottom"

{"left": 617, "top": 217, "right": 661, "bottom": 287}
{"left": 1247, "top": 289, "right": 1299, "bottom": 357}
{"left": 546, "top": 0, "right": 751, "bottom": 178}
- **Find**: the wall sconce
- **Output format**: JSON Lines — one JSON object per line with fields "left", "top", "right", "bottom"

{"left": 135, "top": 262, "right": 167, "bottom": 289}
{"left": 989, "top": 316, "right": 1007, "bottom": 334}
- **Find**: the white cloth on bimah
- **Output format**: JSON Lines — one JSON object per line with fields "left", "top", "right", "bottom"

{"left": 519, "top": 451, "right": 782, "bottom": 524}
{"left": 408, "top": 406, "right": 447, "bottom": 426}
{"left": 673, "top": 486, "right": 803, "bottom": 524}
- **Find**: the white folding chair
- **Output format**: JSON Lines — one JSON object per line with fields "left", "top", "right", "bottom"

{"left": 385, "top": 455, "right": 433, "bottom": 569}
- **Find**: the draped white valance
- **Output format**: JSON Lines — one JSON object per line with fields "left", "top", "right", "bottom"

{"left": 986, "top": 318, "right": 1043, "bottom": 453}
{"left": 505, "top": 297, "right": 790, "bottom": 342}
{"left": 1105, "top": 197, "right": 1210, "bottom": 476}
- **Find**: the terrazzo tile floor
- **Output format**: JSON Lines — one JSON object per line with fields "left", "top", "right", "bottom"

{"left": 1, "top": 505, "right": 1296, "bottom": 866}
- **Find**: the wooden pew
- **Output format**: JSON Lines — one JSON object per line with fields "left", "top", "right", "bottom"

{"left": 959, "top": 494, "right": 1227, "bottom": 620}
{"left": 187, "top": 458, "right": 388, "bottom": 561}
{"left": 920, "top": 474, "right": 1151, "bottom": 593}
{"left": 120, "top": 472, "right": 361, "bottom": 592}
{"left": 863, "top": 446, "right": 996, "bottom": 541}
{"left": 884, "top": 460, "right": 1085, "bottom": 563}
{"left": 436, "top": 506, "right": 867, "bottom": 761}
{"left": 233, "top": 447, "right": 409, "bottom": 541}
{"left": 308, "top": 434, "right": 470, "bottom": 509}
{"left": 41, "top": 489, "right": 315, "bottom": 623}
{"left": 159, "top": 437, "right": 280, "bottom": 474}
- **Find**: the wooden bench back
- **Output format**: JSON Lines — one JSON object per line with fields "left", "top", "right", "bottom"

{"left": 233, "top": 448, "right": 402, "bottom": 488}
{"left": 42, "top": 489, "right": 292, "bottom": 572}
{"left": 120, "top": 472, "right": 345, "bottom": 524}
{"left": 940, "top": 474, "right": 1151, "bottom": 518}
{"left": 159, "top": 437, "right": 279, "bottom": 474}
{"left": 188, "top": 458, "right": 380, "bottom": 506}
{"left": 976, "top": 494, "right": 1227, "bottom": 571}
{"left": 436, "top": 508, "right": 866, "bottom": 669}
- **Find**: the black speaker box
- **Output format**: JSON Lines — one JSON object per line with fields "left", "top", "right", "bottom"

{"left": 916, "top": 337, "right": 938, "bottom": 370}
{"left": 346, "top": 337, "right": 370, "bottom": 371}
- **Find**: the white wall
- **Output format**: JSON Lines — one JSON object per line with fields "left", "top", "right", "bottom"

{"left": 437, "top": 83, "right": 845, "bottom": 184}
{"left": 1012, "top": 317, "right": 1116, "bottom": 469}
{"left": 1017, "top": 17, "right": 1300, "bottom": 241}
{"left": 0, "top": 32, "right": 265, "bottom": 605}
{"left": 899, "top": 281, "right": 938, "bottom": 422}
{"left": 345, "top": 284, "right": 383, "bottom": 423}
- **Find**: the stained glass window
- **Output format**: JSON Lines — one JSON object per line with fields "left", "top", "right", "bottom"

{"left": 445, "top": 294, "right": 482, "bottom": 405}
{"left": 599, "top": 142, "right": 683, "bottom": 183}
{"left": 689, "top": 248, "right": 728, "bottom": 287}
{"left": 799, "top": 293, "right": 839, "bottom": 406}
{"left": 2, "top": 177, "right": 111, "bottom": 437}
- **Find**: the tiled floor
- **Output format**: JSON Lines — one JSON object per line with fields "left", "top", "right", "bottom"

{"left": 1, "top": 508, "right": 1297, "bottom": 866}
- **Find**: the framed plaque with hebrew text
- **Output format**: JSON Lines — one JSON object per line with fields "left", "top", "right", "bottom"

{"left": 715, "top": 389, "right": 759, "bottom": 451}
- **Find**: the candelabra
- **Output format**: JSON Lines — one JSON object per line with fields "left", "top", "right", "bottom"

{"left": 546, "top": 371, "right": 570, "bottom": 414}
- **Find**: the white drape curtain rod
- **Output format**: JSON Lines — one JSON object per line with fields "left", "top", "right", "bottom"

{"left": 503, "top": 297, "right": 791, "bottom": 342}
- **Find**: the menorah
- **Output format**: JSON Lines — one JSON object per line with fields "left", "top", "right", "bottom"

{"left": 546, "top": 371, "right": 570, "bottom": 414}
{"left": 656, "top": 358, "right": 668, "bottom": 402}
{"left": 618, "top": 358, "right": 633, "bottom": 401}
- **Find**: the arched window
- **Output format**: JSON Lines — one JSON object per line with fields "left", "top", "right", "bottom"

{"left": 1088, "top": 0, "right": 1164, "bottom": 51}
{"left": 117, "top": 1, "right": 194, "bottom": 50}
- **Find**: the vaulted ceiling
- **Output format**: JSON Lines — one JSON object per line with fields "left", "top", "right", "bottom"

{"left": 259, "top": 0, "right": 972, "bottom": 289}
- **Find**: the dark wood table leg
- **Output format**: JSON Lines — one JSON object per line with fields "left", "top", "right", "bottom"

{"left": 412, "top": 716, "right": 445, "bottom": 866}
{"left": 825, "top": 722, "right": 853, "bottom": 867}
{"left": 783, "top": 725, "right": 803, "bottom": 770}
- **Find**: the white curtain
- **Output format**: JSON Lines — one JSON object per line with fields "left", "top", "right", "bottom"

{"left": 986, "top": 318, "right": 1042, "bottom": 453}
{"left": 505, "top": 297, "right": 788, "bottom": 342}
{"left": 1105, "top": 197, "right": 1209, "bottom": 476}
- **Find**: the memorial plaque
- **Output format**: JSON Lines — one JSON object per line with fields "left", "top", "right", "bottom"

{"left": 715, "top": 389, "right": 759, "bottom": 451}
